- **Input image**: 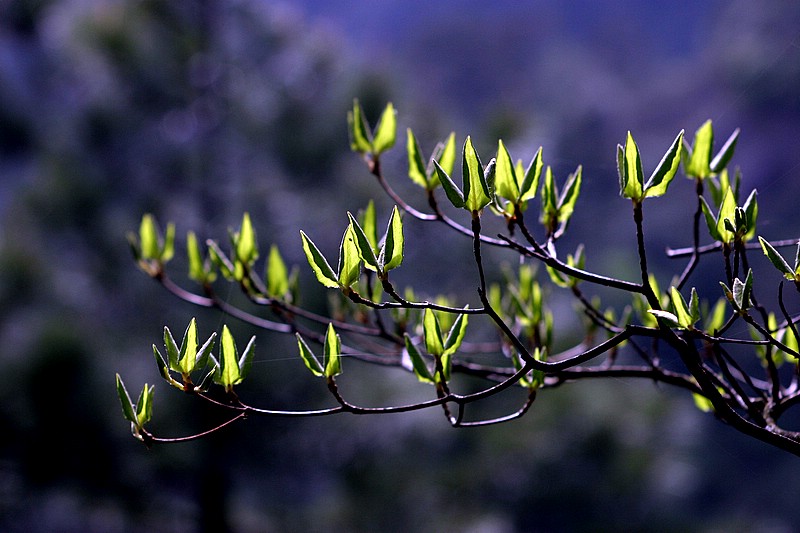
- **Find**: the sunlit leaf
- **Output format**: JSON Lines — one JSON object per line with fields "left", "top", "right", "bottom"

{"left": 162, "top": 223, "right": 175, "bottom": 262}
{"left": 404, "top": 334, "right": 434, "bottom": 384}
{"left": 135, "top": 383, "right": 154, "bottom": 427}
{"left": 177, "top": 318, "right": 199, "bottom": 375}
{"left": 381, "top": 206, "right": 404, "bottom": 272}
{"left": 348, "top": 99, "right": 372, "bottom": 153}
{"left": 347, "top": 212, "right": 379, "bottom": 272}
{"left": 442, "top": 309, "right": 468, "bottom": 357}
{"left": 710, "top": 127, "right": 740, "bottom": 173}
{"left": 519, "top": 147, "right": 543, "bottom": 203}
{"left": 462, "top": 136, "right": 491, "bottom": 212}
{"left": 686, "top": 119, "right": 714, "bottom": 179}
{"left": 433, "top": 160, "right": 465, "bottom": 208}
{"left": 557, "top": 165, "right": 582, "bottom": 222}
{"left": 742, "top": 189, "right": 758, "bottom": 241}
{"left": 338, "top": 224, "right": 362, "bottom": 288}
{"left": 323, "top": 323, "right": 342, "bottom": 378}
{"left": 423, "top": 308, "right": 444, "bottom": 356}
{"left": 372, "top": 102, "right": 397, "bottom": 155}
{"left": 758, "top": 237, "right": 794, "bottom": 278}
{"left": 644, "top": 130, "right": 684, "bottom": 198}
{"left": 494, "top": 139, "right": 519, "bottom": 202}
{"left": 296, "top": 334, "right": 324, "bottom": 377}
{"left": 437, "top": 132, "right": 458, "bottom": 179}
{"left": 267, "top": 245, "right": 289, "bottom": 298}
{"left": 213, "top": 325, "right": 242, "bottom": 391}
{"left": 300, "top": 231, "right": 339, "bottom": 288}
{"left": 187, "top": 232, "right": 207, "bottom": 283}
{"left": 115, "top": 374, "right": 137, "bottom": 424}
{"left": 235, "top": 212, "right": 258, "bottom": 266}
{"left": 621, "top": 131, "right": 643, "bottom": 201}
{"left": 407, "top": 128, "right": 428, "bottom": 187}
{"left": 237, "top": 334, "right": 256, "bottom": 382}
{"left": 139, "top": 214, "right": 160, "bottom": 259}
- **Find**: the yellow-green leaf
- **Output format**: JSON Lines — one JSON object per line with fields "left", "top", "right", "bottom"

{"left": 406, "top": 128, "right": 428, "bottom": 188}
{"left": 300, "top": 231, "right": 339, "bottom": 288}
{"left": 686, "top": 119, "right": 714, "bottom": 179}
{"left": 372, "top": 102, "right": 397, "bottom": 155}
{"left": 267, "top": 245, "right": 289, "bottom": 297}
{"left": 323, "top": 323, "right": 342, "bottom": 378}
{"left": 381, "top": 206, "right": 404, "bottom": 272}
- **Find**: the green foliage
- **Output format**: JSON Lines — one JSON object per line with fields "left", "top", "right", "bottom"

{"left": 759, "top": 237, "right": 800, "bottom": 282}
{"left": 152, "top": 318, "right": 217, "bottom": 391}
{"left": 127, "top": 214, "right": 175, "bottom": 276}
{"left": 210, "top": 325, "right": 256, "bottom": 393}
{"left": 617, "top": 130, "right": 684, "bottom": 202}
{"left": 348, "top": 99, "right": 397, "bottom": 157}
{"left": 683, "top": 120, "right": 741, "bottom": 179}
{"left": 296, "top": 324, "right": 342, "bottom": 379}
{"left": 116, "top": 374, "right": 154, "bottom": 441}
{"left": 407, "top": 130, "right": 457, "bottom": 190}
{"left": 434, "top": 136, "right": 495, "bottom": 215}
{"left": 118, "top": 102, "right": 800, "bottom": 458}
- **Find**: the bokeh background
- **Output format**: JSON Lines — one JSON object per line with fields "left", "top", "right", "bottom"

{"left": 1, "top": 1, "right": 800, "bottom": 531}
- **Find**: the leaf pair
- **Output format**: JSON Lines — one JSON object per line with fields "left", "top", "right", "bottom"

{"left": 434, "top": 136, "right": 495, "bottom": 214}
{"left": 209, "top": 325, "right": 256, "bottom": 393}
{"left": 301, "top": 206, "right": 404, "bottom": 289}
{"left": 494, "top": 141, "right": 543, "bottom": 214}
{"left": 407, "top": 129, "right": 457, "bottom": 190}
{"left": 683, "top": 120, "right": 740, "bottom": 179}
{"left": 296, "top": 324, "right": 342, "bottom": 379}
{"left": 152, "top": 318, "right": 217, "bottom": 390}
{"left": 617, "top": 130, "right": 684, "bottom": 202}
{"left": 348, "top": 205, "right": 404, "bottom": 278}
{"left": 205, "top": 213, "right": 260, "bottom": 282}
{"left": 348, "top": 99, "right": 396, "bottom": 156}
{"left": 403, "top": 308, "right": 469, "bottom": 384}
{"left": 127, "top": 214, "right": 175, "bottom": 275}
{"left": 116, "top": 374, "right": 154, "bottom": 441}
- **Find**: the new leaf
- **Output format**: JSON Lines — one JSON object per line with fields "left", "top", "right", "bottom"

{"left": 300, "top": 231, "right": 339, "bottom": 288}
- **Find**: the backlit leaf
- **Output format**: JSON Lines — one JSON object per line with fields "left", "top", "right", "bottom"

{"left": 296, "top": 334, "right": 324, "bottom": 377}
{"left": 710, "top": 127, "right": 740, "bottom": 173}
{"left": 381, "top": 206, "right": 404, "bottom": 272}
{"left": 433, "top": 160, "right": 465, "bottom": 208}
{"left": 348, "top": 99, "right": 372, "bottom": 153}
{"left": 338, "top": 224, "right": 362, "bottom": 288}
{"left": 323, "top": 323, "right": 342, "bottom": 378}
{"left": 347, "top": 212, "right": 379, "bottom": 272}
{"left": 686, "top": 120, "right": 713, "bottom": 178}
{"left": 495, "top": 139, "right": 519, "bottom": 202}
{"left": 404, "top": 334, "right": 433, "bottom": 384}
{"left": 372, "top": 102, "right": 397, "bottom": 155}
{"left": 644, "top": 130, "right": 684, "bottom": 198}
{"left": 300, "top": 231, "right": 339, "bottom": 288}
{"left": 423, "top": 308, "right": 444, "bottom": 356}
{"left": 462, "top": 136, "right": 491, "bottom": 212}
{"left": 406, "top": 128, "right": 428, "bottom": 188}
{"left": 267, "top": 245, "right": 289, "bottom": 298}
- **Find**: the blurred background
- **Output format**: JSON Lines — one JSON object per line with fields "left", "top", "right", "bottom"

{"left": 1, "top": 1, "right": 800, "bottom": 531}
